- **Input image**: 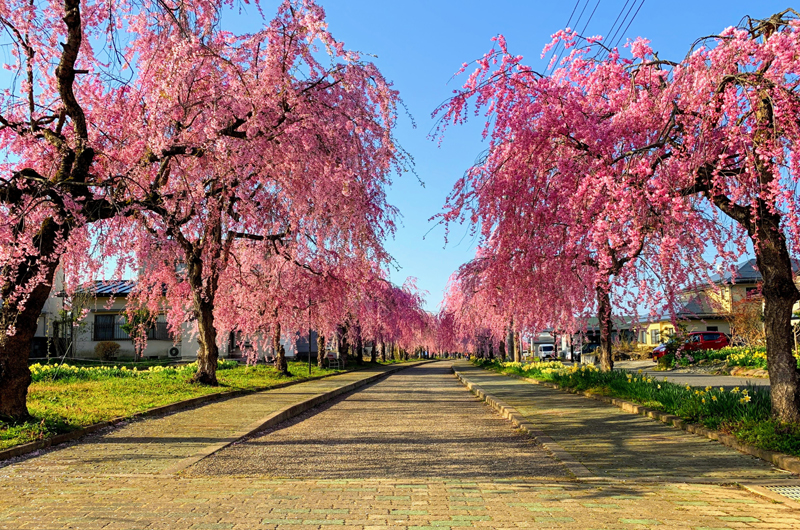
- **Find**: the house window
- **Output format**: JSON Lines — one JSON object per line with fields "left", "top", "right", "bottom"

{"left": 639, "top": 330, "right": 647, "bottom": 344}
{"left": 707, "top": 326, "right": 718, "bottom": 332}
{"left": 94, "top": 315, "right": 116, "bottom": 341}
{"left": 651, "top": 329, "right": 659, "bottom": 344}
{"left": 746, "top": 287, "right": 762, "bottom": 299}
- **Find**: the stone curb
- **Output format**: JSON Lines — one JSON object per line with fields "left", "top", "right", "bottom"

{"left": 741, "top": 484, "right": 800, "bottom": 510}
{"left": 483, "top": 367, "right": 800, "bottom": 476}
{"left": 0, "top": 361, "right": 428, "bottom": 463}
{"left": 162, "top": 360, "right": 431, "bottom": 474}
{"left": 452, "top": 367, "right": 594, "bottom": 479}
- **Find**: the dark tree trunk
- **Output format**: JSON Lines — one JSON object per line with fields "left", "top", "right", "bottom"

{"left": 192, "top": 299, "right": 220, "bottom": 385}
{"left": 749, "top": 215, "right": 800, "bottom": 422}
{"left": 596, "top": 284, "right": 614, "bottom": 372}
{"left": 505, "top": 323, "right": 514, "bottom": 362}
{"left": 705, "top": 209, "right": 800, "bottom": 420}
{"left": 273, "top": 320, "right": 289, "bottom": 376}
{"left": 355, "top": 327, "right": 363, "bottom": 365}
{"left": 337, "top": 325, "right": 349, "bottom": 368}
{"left": 370, "top": 340, "right": 376, "bottom": 363}
{"left": 185, "top": 255, "right": 220, "bottom": 386}
{"left": 380, "top": 340, "right": 386, "bottom": 362}
{"left": 514, "top": 331, "right": 521, "bottom": 362}
{"left": 317, "top": 335, "right": 326, "bottom": 369}
{"left": 0, "top": 255, "right": 61, "bottom": 421}
{"left": 698, "top": 80, "right": 800, "bottom": 421}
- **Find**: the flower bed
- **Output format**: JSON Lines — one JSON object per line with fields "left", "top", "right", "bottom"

{"left": 29, "top": 359, "right": 240, "bottom": 382}
{"left": 475, "top": 359, "right": 800, "bottom": 457}
{"left": 660, "top": 345, "right": 796, "bottom": 370}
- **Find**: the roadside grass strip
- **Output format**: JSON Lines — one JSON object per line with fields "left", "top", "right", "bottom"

{"left": 475, "top": 358, "right": 800, "bottom": 457}
{"left": 2, "top": 360, "right": 348, "bottom": 450}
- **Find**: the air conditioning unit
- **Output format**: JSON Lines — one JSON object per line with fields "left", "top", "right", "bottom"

{"left": 168, "top": 347, "right": 180, "bottom": 358}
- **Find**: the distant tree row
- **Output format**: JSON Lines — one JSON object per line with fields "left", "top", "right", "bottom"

{"left": 436, "top": 10, "right": 800, "bottom": 422}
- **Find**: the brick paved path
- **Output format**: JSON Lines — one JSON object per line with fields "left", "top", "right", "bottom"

{"left": 1, "top": 364, "right": 407, "bottom": 477}
{"left": 187, "top": 363, "right": 566, "bottom": 479}
{"left": 1, "top": 362, "right": 799, "bottom": 529}
{"left": 453, "top": 362, "right": 787, "bottom": 482}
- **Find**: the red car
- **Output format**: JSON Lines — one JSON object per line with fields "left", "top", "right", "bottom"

{"left": 684, "top": 331, "right": 730, "bottom": 351}
{"left": 652, "top": 331, "right": 730, "bottom": 360}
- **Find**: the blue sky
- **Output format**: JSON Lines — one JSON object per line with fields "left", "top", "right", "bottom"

{"left": 229, "top": 0, "right": 788, "bottom": 311}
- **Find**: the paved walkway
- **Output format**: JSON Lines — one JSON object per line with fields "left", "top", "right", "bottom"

{"left": 616, "top": 360, "right": 770, "bottom": 389}
{"left": 454, "top": 362, "right": 786, "bottom": 482}
{"left": 187, "top": 363, "right": 566, "bottom": 479}
{"left": 1, "top": 362, "right": 799, "bottom": 529}
{"left": 0, "top": 364, "right": 410, "bottom": 477}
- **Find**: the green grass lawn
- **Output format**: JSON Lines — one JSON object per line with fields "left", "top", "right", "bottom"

{"left": 1, "top": 360, "right": 351, "bottom": 451}
{"left": 476, "top": 359, "right": 800, "bottom": 458}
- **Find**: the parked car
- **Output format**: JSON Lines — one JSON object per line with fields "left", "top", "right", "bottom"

{"left": 684, "top": 331, "right": 730, "bottom": 351}
{"left": 581, "top": 343, "right": 600, "bottom": 354}
{"left": 652, "top": 331, "right": 730, "bottom": 360}
{"left": 651, "top": 342, "right": 668, "bottom": 360}
{"left": 537, "top": 344, "right": 557, "bottom": 360}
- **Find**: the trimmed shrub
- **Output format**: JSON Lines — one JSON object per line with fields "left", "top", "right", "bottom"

{"left": 94, "top": 341, "right": 121, "bottom": 360}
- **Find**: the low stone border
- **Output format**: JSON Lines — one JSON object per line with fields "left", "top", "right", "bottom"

{"left": 1, "top": 361, "right": 429, "bottom": 463}
{"left": 464, "top": 366, "right": 800, "bottom": 476}
{"left": 162, "top": 360, "right": 431, "bottom": 474}
{"left": 452, "top": 368, "right": 594, "bottom": 479}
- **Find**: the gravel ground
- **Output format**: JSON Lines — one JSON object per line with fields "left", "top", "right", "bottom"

{"left": 186, "top": 362, "right": 568, "bottom": 480}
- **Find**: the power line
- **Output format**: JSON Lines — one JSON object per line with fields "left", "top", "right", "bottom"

{"left": 551, "top": 0, "right": 592, "bottom": 71}
{"left": 612, "top": 0, "right": 646, "bottom": 50}
{"left": 573, "top": 0, "right": 593, "bottom": 31}
{"left": 603, "top": 0, "right": 632, "bottom": 49}
{"left": 606, "top": 0, "right": 638, "bottom": 51}
{"left": 579, "top": 0, "right": 603, "bottom": 36}
{"left": 546, "top": 0, "right": 582, "bottom": 71}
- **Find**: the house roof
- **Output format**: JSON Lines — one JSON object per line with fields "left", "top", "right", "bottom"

{"left": 83, "top": 280, "right": 136, "bottom": 297}
{"left": 710, "top": 258, "right": 800, "bottom": 284}
{"left": 563, "top": 316, "right": 636, "bottom": 333}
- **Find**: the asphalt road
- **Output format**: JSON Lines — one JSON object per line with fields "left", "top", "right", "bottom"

{"left": 616, "top": 360, "right": 770, "bottom": 389}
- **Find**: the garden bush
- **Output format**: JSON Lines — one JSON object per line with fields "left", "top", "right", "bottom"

{"left": 94, "top": 341, "right": 121, "bottom": 360}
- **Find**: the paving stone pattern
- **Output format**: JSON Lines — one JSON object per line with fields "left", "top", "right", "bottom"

{"left": 0, "top": 365, "right": 406, "bottom": 477}
{"left": 186, "top": 363, "right": 566, "bottom": 479}
{"left": 454, "top": 363, "right": 787, "bottom": 481}
{"left": 1, "top": 362, "right": 799, "bottom": 529}
{"left": 3, "top": 475, "right": 799, "bottom": 529}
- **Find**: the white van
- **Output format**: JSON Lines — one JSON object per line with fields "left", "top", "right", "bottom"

{"left": 537, "top": 344, "right": 556, "bottom": 360}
